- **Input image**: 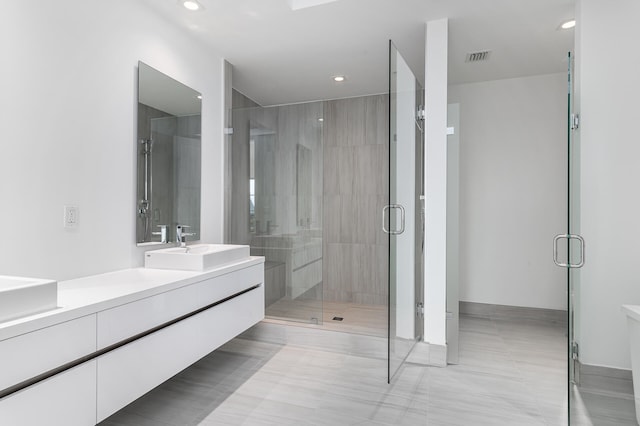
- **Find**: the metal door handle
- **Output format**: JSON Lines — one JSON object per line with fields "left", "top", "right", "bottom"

{"left": 382, "top": 204, "right": 405, "bottom": 235}
{"left": 553, "top": 234, "right": 585, "bottom": 268}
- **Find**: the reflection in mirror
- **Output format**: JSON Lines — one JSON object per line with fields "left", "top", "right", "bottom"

{"left": 250, "top": 123, "right": 277, "bottom": 236}
{"left": 296, "top": 144, "right": 312, "bottom": 228}
{"left": 136, "top": 62, "right": 201, "bottom": 245}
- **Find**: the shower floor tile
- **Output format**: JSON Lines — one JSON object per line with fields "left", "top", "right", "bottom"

{"left": 265, "top": 299, "right": 387, "bottom": 337}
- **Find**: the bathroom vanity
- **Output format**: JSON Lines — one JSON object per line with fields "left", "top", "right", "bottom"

{"left": 0, "top": 255, "right": 264, "bottom": 425}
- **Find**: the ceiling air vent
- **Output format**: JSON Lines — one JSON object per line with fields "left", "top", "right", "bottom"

{"left": 465, "top": 50, "right": 491, "bottom": 63}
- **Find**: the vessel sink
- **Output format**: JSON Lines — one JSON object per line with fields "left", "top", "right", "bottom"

{"left": 144, "top": 244, "right": 251, "bottom": 271}
{"left": 0, "top": 276, "right": 58, "bottom": 323}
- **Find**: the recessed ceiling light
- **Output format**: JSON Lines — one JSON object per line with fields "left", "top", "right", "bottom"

{"left": 183, "top": 1, "right": 201, "bottom": 11}
{"left": 333, "top": 75, "right": 346, "bottom": 82}
{"left": 318, "top": 118, "right": 324, "bottom": 122}
{"left": 560, "top": 19, "right": 576, "bottom": 30}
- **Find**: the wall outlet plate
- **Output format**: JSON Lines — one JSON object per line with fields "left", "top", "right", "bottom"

{"left": 64, "top": 205, "right": 79, "bottom": 228}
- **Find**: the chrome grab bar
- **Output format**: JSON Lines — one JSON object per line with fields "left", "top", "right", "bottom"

{"left": 382, "top": 204, "right": 406, "bottom": 235}
{"left": 553, "top": 233, "right": 585, "bottom": 268}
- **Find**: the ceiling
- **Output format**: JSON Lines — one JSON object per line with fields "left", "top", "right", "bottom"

{"left": 140, "top": 0, "right": 575, "bottom": 106}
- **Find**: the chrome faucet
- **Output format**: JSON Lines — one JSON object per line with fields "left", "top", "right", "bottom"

{"left": 151, "top": 224, "right": 168, "bottom": 243}
{"left": 176, "top": 225, "right": 196, "bottom": 248}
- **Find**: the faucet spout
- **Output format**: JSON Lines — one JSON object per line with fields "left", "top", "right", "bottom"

{"left": 176, "top": 224, "right": 196, "bottom": 248}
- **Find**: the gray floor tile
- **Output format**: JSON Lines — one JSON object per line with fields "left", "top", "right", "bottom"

{"left": 99, "top": 309, "right": 634, "bottom": 426}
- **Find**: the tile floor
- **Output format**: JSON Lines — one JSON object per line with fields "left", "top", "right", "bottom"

{"left": 100, "top": 308, "right": 636, "bottom": 425}
{"left": 265, "top": 300, "right": 387, "bottom": 337}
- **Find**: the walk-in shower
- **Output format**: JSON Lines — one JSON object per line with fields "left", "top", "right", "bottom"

{"left": 226, "top": 91, "right": 391, "bottom": 337}
{"left": 225, "top": 42, "right": 424, "bottom": 384}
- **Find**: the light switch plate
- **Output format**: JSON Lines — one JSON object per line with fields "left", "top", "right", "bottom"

{"left": 64, "top": 205, "right": 79, "bottom": 228}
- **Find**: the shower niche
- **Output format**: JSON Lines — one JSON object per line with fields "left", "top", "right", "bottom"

{"left": 136, "top": 62, "right": 202, "bottom": 245}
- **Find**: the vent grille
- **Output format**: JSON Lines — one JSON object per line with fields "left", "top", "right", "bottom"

{"left": 466, "top": 50, "right": 491, "bottom": 63}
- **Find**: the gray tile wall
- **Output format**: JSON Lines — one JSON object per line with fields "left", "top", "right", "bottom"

{"left": 227, "top": 90, "right": 260, "bottom": 245}
{"left": 323, "top": 94, "right": 389, "bottom": 306}
{"left": 229, "top": 91, "right": 324, "bottom": 321}
{"left": 229, "top": 91, "right": 389, "bottom": 308}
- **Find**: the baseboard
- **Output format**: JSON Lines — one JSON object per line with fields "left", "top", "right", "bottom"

{"left": 460, "top": 301, "right": 567, "bottom": 323}
{"left": 578, "top": 361, "right": 634, "bottom": 398}
{"left": 406, "top": 342, "right": 447, "bottom": 367}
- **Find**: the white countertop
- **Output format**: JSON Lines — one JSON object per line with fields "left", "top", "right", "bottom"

{"left": 0, "top": 257, "right": 264, "bottom": 342}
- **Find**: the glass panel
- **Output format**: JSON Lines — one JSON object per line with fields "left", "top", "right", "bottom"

{"left": 568, "top": 51, "right": 582, "bottom": 376}
{"left": 446, "top": 103, "right": 460, "bottom": 364}
{"left": 228, "top": 100, "right": 324, "bottom": 325}
{"left": 388, "top": 41, "right": 420, "bottom": 381}
{"left": 568, "top": 50, "right": 582, "bottom": 422}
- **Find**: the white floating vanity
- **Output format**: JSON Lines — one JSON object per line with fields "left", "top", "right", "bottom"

{"left": 0, "top": 250, "right": 264, "bottom": 426}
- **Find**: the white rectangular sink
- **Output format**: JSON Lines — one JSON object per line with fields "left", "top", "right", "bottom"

{"left": 144, "top": 244, "right": 251, "bottom": 271}
{"left": 0, "top": 276, "right": 58, "bottom": 323}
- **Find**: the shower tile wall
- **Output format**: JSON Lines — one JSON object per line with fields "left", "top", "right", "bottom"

{"left": 323, "top": 94, "right": 389, "bottom": 306}
{"left": 227, "top": 90, "right": 259, "bottom": 245}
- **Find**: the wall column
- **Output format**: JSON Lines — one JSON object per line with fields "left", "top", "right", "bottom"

{"left": 424, "top": 18, "right": 448, "bottom": 347}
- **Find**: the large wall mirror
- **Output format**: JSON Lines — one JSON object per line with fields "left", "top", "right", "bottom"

{"left": 136, "top": 61, "right": 201, "bottom": 245}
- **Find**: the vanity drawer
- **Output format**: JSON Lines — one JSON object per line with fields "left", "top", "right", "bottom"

{"left": 97, "top": 264, "right": 263, "bottom": 349}
{"left": 0, "top": 361, "right": 97, "bottom": 426}
{"left": 96, "top": 284, "right": 264, "bottom": 422}
{"left": 0, "top": 314, "right": 96, "bottom": 391}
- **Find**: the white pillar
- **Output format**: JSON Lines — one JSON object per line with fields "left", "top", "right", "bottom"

{"left": 424, "top": 18, "right": 448, "bottom": 346}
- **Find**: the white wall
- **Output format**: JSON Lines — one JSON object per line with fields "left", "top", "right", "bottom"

{"left": 449, "top": 73, "right": 567, "bottom": 310}
{"left": 0, "top": 1, "right": 224, "bottom": 281}
{"left": 576, "top": 0, "right": 640, "bottom": 370}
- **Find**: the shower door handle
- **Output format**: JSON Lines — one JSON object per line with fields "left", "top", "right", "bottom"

{"left": 553, "top": 234, "right": 585, "bottom": 268}
{"left": 382, "top": 204, "right": 405, "bottom": 235}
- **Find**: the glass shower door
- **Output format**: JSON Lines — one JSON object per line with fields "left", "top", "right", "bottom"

{"left": 553, "top": 51, "right": 584, "bottom": 423}
{"left": 228, "top": 101, "right": 324, "bottom": 325}
{"left": 568, "top": 52, "right": 582, "bottom": 388}
{"left": 567, "top": 52, "right": 584, "bottom": 424}
{"left": 387, "top": 41, "right": 422, "bottom": 382}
